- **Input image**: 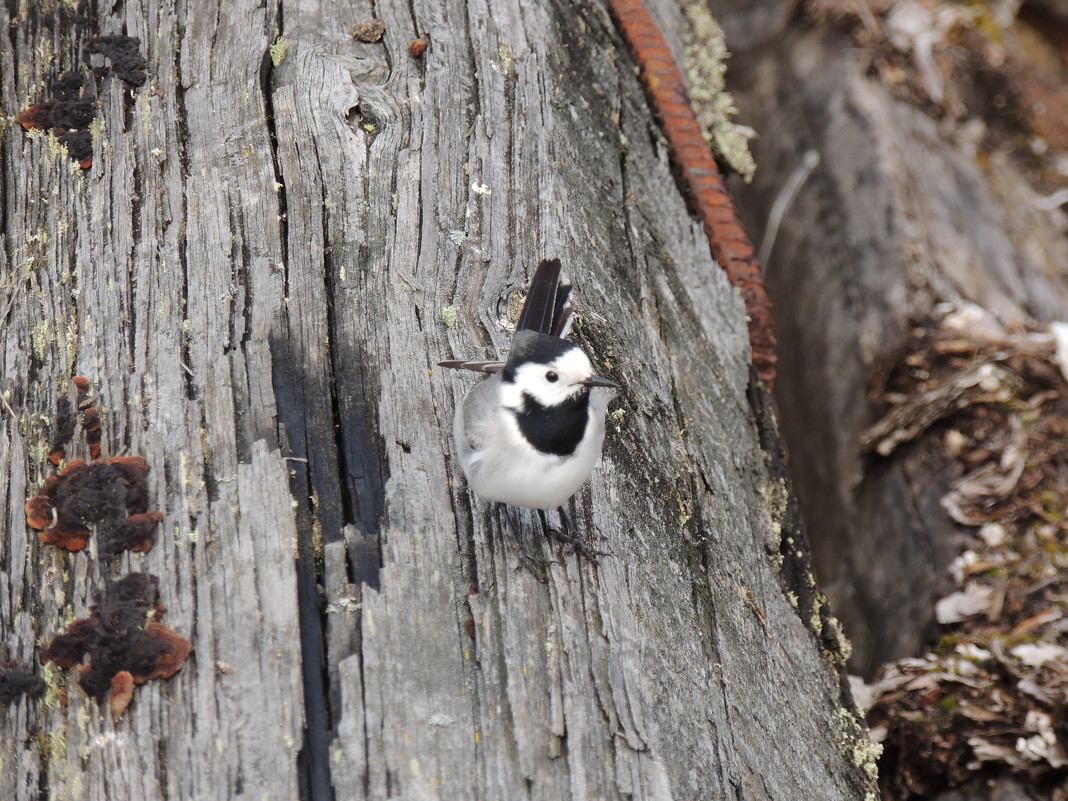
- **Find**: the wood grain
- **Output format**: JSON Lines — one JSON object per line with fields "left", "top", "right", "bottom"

{"left": 0, "top": 1, "right": 872, "bottom": 799}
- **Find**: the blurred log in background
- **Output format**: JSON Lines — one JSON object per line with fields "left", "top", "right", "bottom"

{"left": 0, "top": 1, "right": 876, "bottom": 800}
{"left": 714, "top": 0, "right": 1068, "bottom": 797}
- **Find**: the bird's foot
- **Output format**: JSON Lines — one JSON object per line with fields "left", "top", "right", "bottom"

{"left": 514, "top": 548, "right": 551, "bottom": 583}
{"left": 545, "top": 524, "right": 607, "bottom": 564}
{"left": 537, "top": 508, "right": 607, "bottom": 564}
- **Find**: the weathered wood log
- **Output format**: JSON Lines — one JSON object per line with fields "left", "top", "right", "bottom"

{"left": 1, "top": 1, "right": 874, "bottom": 799}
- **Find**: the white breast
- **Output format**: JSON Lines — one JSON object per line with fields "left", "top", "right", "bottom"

{"left": 453, "top": 378, "right": 612, "bottom": 510}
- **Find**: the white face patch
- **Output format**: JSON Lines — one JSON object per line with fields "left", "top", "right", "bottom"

{"left": 500, "top": 348, "right": 595, "bottom": 409}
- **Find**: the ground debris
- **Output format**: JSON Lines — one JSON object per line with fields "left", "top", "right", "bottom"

{"left": 856, "top": 304, "right": 1068, "bottom": 798}
{"left": 350, "top": 19, "right": 385, "bottom": 43}
{"left": 798, "top": 0, "right": 1068, "bottom": 183}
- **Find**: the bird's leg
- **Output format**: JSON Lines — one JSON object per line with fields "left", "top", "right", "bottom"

{"left": 499, "top": 505, "right": 550, "bottom": 582}
{"left": 538, "top": 508, "right": 603, "bottom": 563}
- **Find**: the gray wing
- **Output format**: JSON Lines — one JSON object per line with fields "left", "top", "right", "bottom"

{"left": 437, "top": 360, "right": 505, "bottom": 374}
{"left": 455, "top": 374, "right": 504, "bottom": 456}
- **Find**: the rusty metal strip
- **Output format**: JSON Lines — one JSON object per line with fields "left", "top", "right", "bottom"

{"left": 607, "top": 0, "right": 777, "bottom": 387}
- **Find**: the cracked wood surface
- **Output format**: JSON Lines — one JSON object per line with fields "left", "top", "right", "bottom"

{"left": 1, "top": 1, "right": 870, "bottom": 799}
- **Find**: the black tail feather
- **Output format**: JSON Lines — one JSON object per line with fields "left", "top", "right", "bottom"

{"left": 551, "top": 288, "right": 572, "bottom": 338}
{"left": 517, "top": 258, "right": 572, "bottom": 336}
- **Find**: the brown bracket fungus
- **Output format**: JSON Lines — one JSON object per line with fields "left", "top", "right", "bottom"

{"left": 0, "top": 661, "right": 46, "bottom": 705}
{"left": 82, "top": 35, "right": 147, "bottom": 87}
{"left": 40, "top": 574, "right": 191, "bottom": 720}
{"left": 15, "top": 36, "right": 145, "bottom": 170}
{"left": 15, "top": 73, "right": 95, "bottom": 169}
{"left": 26, "top": 455, "right": 163, "bottom": 553}
{"left": 49, "top": 375, "right": 96, "bottom": 465}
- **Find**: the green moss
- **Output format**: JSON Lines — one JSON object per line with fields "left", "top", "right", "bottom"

{"left": 77, "top": 700, "right": 92, "bottom": 760}
{"left": 825, "top": 615, "right": 853, "bottom": 663}
{"left": 46, "top": 131, "right": 69, "bottom": 163}
{"left": 963, "top": 0, "right": 1004, "bottom": 43}
{"left": 680, "top": 4, "right": 756, "bottom": 181}
{"left": 31, "top": 319, "right": 50, "bottom": 362}
{"left": 48, "top": 728, "right": 66, "bottom": 765}
{"left": 676, "top": 491, "right": 692, "bottom": 528}
{"left": 141, "top": 93, "right": 152, "bottom": 140}
{"left": 88, "top": 115, "right": 104, "bottom": 144}
{"left": 41, "top": 662, "right": 67, "bottom": 713}
{"left": 933, "top": 634, "right": 959, "bottom": 656}
{"left": 270, "top": 37, "right": 289, "bottom": 67}
{"left": 835, "top": 707, "right": 882, "bottom": 788}
{"left": 498, "top": 43, "right": 512, "bottom": 73}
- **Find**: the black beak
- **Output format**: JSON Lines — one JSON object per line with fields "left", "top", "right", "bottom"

{"left": 580, "top": 375, "right": 619, "bottom": 389}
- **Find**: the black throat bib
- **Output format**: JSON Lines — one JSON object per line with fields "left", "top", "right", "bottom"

{"left": 513, "top": 391, "right": 590, "bottom": 456}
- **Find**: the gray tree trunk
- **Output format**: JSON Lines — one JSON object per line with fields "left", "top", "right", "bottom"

{"left": 1, "top": 1, "right": 872, "bottom": 799}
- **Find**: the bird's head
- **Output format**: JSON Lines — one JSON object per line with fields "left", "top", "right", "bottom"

{"left": 500, "top": 331, "right": 617, "bottom": 409}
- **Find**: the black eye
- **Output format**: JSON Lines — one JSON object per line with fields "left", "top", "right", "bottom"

{"left": 545, "top": 371, "right": 559, "bottom": 383}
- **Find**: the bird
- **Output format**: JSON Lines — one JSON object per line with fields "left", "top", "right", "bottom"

{"left": 439, "top": 258, "right": 618, "bottom": 511}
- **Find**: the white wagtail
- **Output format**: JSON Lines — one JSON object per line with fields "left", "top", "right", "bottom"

{"left": 439, "top": 259, "right": 618, "bottom": 511}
